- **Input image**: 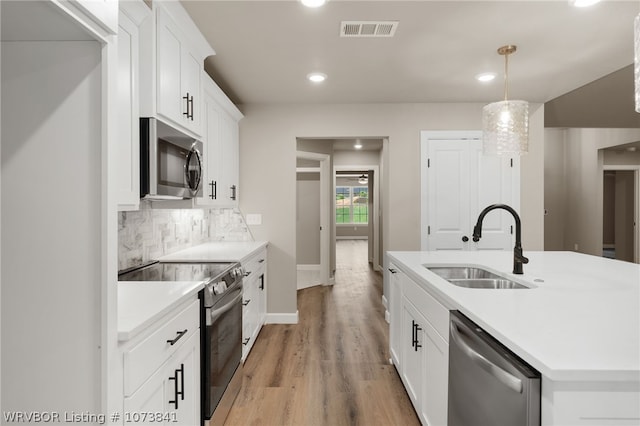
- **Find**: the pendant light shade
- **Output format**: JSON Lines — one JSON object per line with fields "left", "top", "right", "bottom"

{"left": 482, "top": 45, "right": 529, "bottom": 156}
{"left": 634, "top": 13, "right": 640, "bottom": 113}
{"left": 482, "top": 100, "right": 529, "bottom": 155}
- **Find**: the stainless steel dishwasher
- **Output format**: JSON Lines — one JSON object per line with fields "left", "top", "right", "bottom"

{"left": 448, "top": 311, "right": 541, "bottom": 426}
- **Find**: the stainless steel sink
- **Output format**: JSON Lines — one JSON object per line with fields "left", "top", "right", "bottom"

{"left": 425, "top": 266, "right": 530, "bottom": 289}
{"left": 447, "top": 278, "right": 528, "bottom": 289}
{"left": 427, "top": 266, "right": 502, "bottom": 280}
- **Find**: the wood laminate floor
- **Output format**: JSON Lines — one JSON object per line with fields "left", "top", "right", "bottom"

{"left": 224, "top": 240, "right": 420, "bottom": 426}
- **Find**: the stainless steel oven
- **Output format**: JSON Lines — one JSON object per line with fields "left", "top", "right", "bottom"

{"left": 140, "top": 117, "right": 203, "bottom": 200}
{"left": 199, "top": 263, "right": 244, "bottom": 425}
{"left": 118, "top": 261, "right": 244, "bottom": 425}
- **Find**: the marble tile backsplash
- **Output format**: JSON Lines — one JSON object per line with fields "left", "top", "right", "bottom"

{"left": 118, "top": 205, "right": 251, "bottom": 271}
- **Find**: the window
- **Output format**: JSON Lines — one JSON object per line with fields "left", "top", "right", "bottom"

{"left": 336, "top": 186, "right": 368, "bottom": 224}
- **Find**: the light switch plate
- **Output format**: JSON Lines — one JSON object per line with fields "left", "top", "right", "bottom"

{"left": 246, "top": 213, "right": 262, "bottom": 225}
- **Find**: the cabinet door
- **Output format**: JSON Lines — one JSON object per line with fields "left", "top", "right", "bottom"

{"left": 401, "top": 298, "right": 425, "bottom": 410}
{"left": 388, "top": 263, "right": 402, "bottom": 366}
{"left": 167, "top": 331, "right": 200, "bottom": 425}
{"left": 181, "top": 49, "right": 201, "bottom": 134}
{"left": 124, "top": 364, "right": 170, "bottom": 425}
{"left": 220, "top": 113, "right": 239, "bottom": 204}
{"left": 198, "top": 83, "right": 240, "bottom": 207}
{"left": 117, "top": 11, "right": 140, "bottom": 210}
{"left": 421, "top": 320, "right": 449, "bottom": 426}
{"left": 257, "top": 270, "right": 267, "bottom": 327}
{"left": 198, "top": 93, "right": 222, "bottom": 205}
{"left": 156, "top": 8, "right": 184, "bottom": 127}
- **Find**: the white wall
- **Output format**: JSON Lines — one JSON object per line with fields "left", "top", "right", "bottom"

{"left": 551, "top": 128, "right": 640, "bottom": 256}
{"left": 544, "top": 129, "right": 567, "bottom": 251}
{"left": 239, "top": 103, "right": 545, "bottom": 316}
{"left": 2, "top": 40, "right": 102, "bottom": 413}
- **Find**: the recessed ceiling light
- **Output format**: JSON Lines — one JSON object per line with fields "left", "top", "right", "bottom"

{"left": 476, "top": 72, "right": 497, "bottom": 83}
{"left": 354, "top": 142, "right": 363, "bottom": 149}
{"left": 569, "top": 0, "right": 600, "bottom": 7}
{"left": 307, "top": 72, "right": 327, "bottom": 83}
{"left": 301, "top": 0, "right": 327, "bottom": 8}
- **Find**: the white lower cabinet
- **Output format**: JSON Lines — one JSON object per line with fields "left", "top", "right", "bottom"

{"left": 389, "top": 265, "right": 449, "bottom": 426}
{"left": 388, "top": 263, "right": 402, "bottom": 366}
{"left": 242, "top": 248, "right": 268, "bottom": 361}
{"left": 122, "top": 299, "right": 200, "bottom": 425}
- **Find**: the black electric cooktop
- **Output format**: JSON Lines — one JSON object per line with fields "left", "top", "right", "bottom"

{"left": 118, "top": 261, "right": 237, "bottom": 283}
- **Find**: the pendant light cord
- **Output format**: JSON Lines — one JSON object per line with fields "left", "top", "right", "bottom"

{"left": 504, "top": 52, "right": 509, "bottom": 101}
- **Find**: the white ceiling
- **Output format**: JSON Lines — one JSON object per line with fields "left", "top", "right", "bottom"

{"left": 181, "top": 0, "right": 640, "bottom": 106}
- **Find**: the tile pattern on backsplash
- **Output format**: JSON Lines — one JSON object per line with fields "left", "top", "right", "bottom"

{"left": 118, "top": 204, "right": 252, "bottom": 271}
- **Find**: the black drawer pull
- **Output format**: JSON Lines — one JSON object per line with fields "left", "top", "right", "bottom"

{"left": 166, "top": 329, "right": 188, "bottom": 346}
{"left": 242, "top": 299, "right": 251, "bottom": 306}
{"left": 243, "top": 338, "right": 250, "bottom": 346}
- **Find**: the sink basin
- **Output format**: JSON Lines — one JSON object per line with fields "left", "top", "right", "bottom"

{"left": 425, "top": 266, "right": 531, "bottom": 289}
{"left": 448, "top": 278, "right": 528, "bottom": 289}
{"left": 427, "top": 266, "right": 502, "bottom": 280}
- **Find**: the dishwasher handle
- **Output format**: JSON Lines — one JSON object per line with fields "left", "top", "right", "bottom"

{"left": 450, "top": 321, "right": 523, "bottom": 394}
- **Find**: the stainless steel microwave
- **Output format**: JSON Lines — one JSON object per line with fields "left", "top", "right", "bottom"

{"left": 140, "top": 118, "right": 203, "bottom": 200}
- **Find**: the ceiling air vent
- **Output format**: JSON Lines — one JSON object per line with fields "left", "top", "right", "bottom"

{"left": 340, "top": 21, "right": 399, "bottom": 38}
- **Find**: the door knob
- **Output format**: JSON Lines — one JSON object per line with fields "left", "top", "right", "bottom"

{"left": 462, "top": 236, "right": 469, "bottom": 242}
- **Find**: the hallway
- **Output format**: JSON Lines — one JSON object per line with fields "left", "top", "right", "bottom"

{"left": 224, "top": 240, "right": 420, "bottom": 425}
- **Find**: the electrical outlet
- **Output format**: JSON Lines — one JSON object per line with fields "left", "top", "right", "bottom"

{"left": 246, "top": 213, "right": 262, "bottom": 225}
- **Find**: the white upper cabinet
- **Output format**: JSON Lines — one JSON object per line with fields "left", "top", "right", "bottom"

{"left": 197, "top": 75, "right": 243, "bottom": 207}
{"left": 48, "top": 0, "right": 118, "bottom": 39}
{"left": 117, "top": 2, "right": 151, "bottom": 211}
{"left": 140, "top": 2, "right": 214, "bottom": 137}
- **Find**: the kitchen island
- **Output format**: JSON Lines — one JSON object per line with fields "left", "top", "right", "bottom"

{"left": 387, "top": 250, "right": 640, "bottom": 425}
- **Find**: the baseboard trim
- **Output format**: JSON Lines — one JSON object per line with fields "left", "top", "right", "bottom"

{"left": 265, "top": 311, "right": 299, "bottom": 324}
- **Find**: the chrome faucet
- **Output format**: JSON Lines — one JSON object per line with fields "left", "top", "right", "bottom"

{"left": 472, "top": 204, "right": 529, "bottom": 274}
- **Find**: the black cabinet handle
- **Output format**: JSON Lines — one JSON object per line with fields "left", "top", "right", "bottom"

{"left": 462, "top": 235, "right": 469, "bottom": 242}
{"left": 244, "top": 271, "right": 251, "bottom": 277}
{"left": 230, "top": 185, "right": 237, "bottom": 201}
{"left": 243, "top": 337, "right": 250, "bottom": 346}
{"left": 177, "top": 363, "right": 185, "bottom": 402}
{"left": 259, "top": 274, "right": 264, "bottom": 290}
{"left": 412, "top": 321, "right": 422, "bottom": 351}
{"left": 166, "top": 329, "right": 188, "bottom": 346}
{"left": 168, "top": 369, "right": 179, "bottom": 409}
{"left": 388, "top": 268, "right": 397, "bottom": 274}
{"left": 209, "top": 180, "right": 217, "bottom": 200}
{"left": 243, "top": 299, "right": 251, "bottom": 306}
{"left": 258, "top": 259, "right": 265, "bottom": 263}
{"left": 183, "top": 92, "right": 190, "bottom": 117}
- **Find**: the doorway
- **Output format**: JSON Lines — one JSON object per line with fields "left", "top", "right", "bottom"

{"left": 602, "top": 169, "right": 639, "bottom": 262}
{"left": 334, "top": 165, "right": 380, "bottom": 271}
{"left": 296, "top": 151, "right": 330, "bottom": 289}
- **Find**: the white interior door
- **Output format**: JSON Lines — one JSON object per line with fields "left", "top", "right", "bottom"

{"left": 426, "top": 139, "right": 472, "bottom": 250}
{"left": 421, "top": 131, "right": 520, "bottom": 251}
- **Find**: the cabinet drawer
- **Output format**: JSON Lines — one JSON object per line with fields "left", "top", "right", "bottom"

{"left": 124, "top": 299, "right": 199, "bottom": 396}
{"left": 404, "top": 278, "right": 449, "bottom": 342}
{"left": 242, "top": 249, "right": 266, "bottom": 280}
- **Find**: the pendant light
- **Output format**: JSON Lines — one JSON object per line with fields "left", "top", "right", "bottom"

{"left": 358, "top": 174, "right": 368, "bottom": 185}
{"left": 482, "top": 45, "right": 529, "bottom": 156}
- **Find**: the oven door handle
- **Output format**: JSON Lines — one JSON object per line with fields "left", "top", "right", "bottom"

{"left": 209, "top": 289, "right": 243, "bottom": 323}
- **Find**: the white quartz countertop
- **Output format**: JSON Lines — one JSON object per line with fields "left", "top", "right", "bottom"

{"left": 118, "top": 280, "right": 203, "bottom": 341}
{"left": 158, "top": 241, "right": 268, "bottom": 263}
{"left": 118, "top": 241, "right": 268, "bottom": 342}
{"left": 387, "top": 250, "right": 640, "bottom": 382}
